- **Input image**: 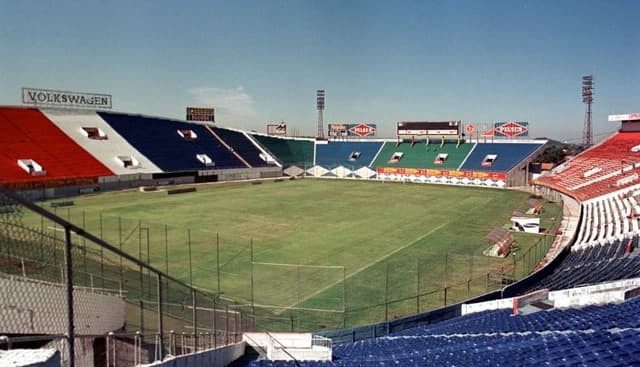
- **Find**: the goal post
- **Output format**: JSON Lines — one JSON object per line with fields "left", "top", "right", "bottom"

{"left": 251, "top": 261, "right": 346, "bottom": 314}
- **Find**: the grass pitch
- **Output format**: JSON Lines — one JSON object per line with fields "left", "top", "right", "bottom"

{"left": 40, "top": 178, "right": 562, "bottom": 330}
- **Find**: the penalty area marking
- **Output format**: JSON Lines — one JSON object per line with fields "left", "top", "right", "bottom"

{"left": 274, "top": 222, "right": 448, "bottom": 314}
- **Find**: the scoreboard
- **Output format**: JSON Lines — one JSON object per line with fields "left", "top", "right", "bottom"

{"left": 186, "top": 107, "right": 215, "bottom": 122}
{"left": 396, "top": 121, "right": 460, "bottom": 136}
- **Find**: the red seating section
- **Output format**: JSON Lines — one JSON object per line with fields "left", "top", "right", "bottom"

{"left": 534, "top": 132, "right": 640, "bottom": 201}
{"left": 0, "top": 108, "right": 113, "bottom": 188}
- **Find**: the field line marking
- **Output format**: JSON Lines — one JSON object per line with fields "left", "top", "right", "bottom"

{"left": 276, "top": 222, "right": 447, "bottom": 313}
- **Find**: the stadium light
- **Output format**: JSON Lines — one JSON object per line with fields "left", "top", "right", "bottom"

{"left": 582, "top": 75, "right": 594, "bottom": 147}
{"left": 317, "top": 89, "right": 325, "bottom": 138}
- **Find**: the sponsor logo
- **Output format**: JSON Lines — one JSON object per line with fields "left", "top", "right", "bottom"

{"left": 349, "top": 123, "right": 376, "bottom": 137}
{"left": 608, "top": 113, "right": 640, "bottom": 121}
{"left": 494, "top": 121, "right": 528, "bottom": 137}
{"left": 22, "top": 87, "right": 112, "bottom": 109}
{"left": 377, "top": 167, "right": 506, "bottom": 180}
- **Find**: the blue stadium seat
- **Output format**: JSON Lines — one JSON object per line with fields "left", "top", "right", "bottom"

{"left": 212, "top": 127, "right": 270, "bottom": 167}
{"left": 530, "top": 235, "right": 640, "bottom": 292}
{"left": 98, "top": 112, "right": 246, "bottom": 171}
{"left": 314, "top": 141, "right": 384, "bottom": 169}
{"left": 461, "top": 143, "right": 543, "bottom": 172}
{"left": 236, "top": 297, "right": 640, "bottom": 367}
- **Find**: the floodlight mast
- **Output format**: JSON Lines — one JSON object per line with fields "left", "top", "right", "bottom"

{"left": 317, "top": 89, "right": 325, "bottom": 138}
{"left": 582, "top": 75, "right": 594, "bottom": 147}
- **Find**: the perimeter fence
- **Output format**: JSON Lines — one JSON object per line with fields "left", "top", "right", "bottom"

{"left": 0, "top": 186, "right": 251, "bottom": 367}
{"left": 4, "top": 193, "right": 563, "bottom": 334}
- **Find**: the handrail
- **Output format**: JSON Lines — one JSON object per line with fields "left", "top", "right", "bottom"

{"left": 241, "top": 333, "right": 269, "bottom": 359}
{"left": 265, "top": 331, "right": 302, "bottom": 367}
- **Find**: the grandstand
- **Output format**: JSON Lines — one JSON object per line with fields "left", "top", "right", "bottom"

{"left": 459, "top": 141, "right": 543, "bottom": 173}
{"left": 3, "top": 105, "right": 640, "bottom": 367}
{"left": 41, "top": 109, "right": 162, "bottom": 174}
{"left": 370, "top": 141, "right": 474, "bottom": 170}
{"left": 533, "top": 131, "right": 640, "bottom": 200}
{"left": 0, "top": 107, "right": 113, "bottom": 190}
{"left": 314, "top": 141, "right": 384, "bottom": 169}
{"left": 251, "top": 133, "right": 315, "bottom": 167}
{"left": 97, "top": 111, "right": 249, "bottom": 171}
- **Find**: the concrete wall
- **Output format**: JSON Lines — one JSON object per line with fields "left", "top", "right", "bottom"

{"left": 0, "top": 276, "right": 125, "bottom": 335}
{"left": 0, "top": 349, "right": 60, "bottom": 367}
{"left": 142, "top": 342, "right": 245, "bottom": 367}
{"left": 243, "top": 333, "right": 331, "bottom": 361}
{"left": 16, "top": 167, "right": 282, "bottom": 201}
{"left": 462, "top": 277, "right": 640, "bottom": 315}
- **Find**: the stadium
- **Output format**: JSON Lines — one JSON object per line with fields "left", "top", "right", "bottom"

{"left": 2, "top": 94, "right": 640, "bottom": 367}
{"left": 3, "top": 2, "right": 640, "bottom": 365}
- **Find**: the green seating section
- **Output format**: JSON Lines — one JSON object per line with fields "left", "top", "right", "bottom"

{"left": 252, "top": 135, "right": 314, "bottom": 167}
{"left": 371, "top": 141, "right": 474, "bottom": 170}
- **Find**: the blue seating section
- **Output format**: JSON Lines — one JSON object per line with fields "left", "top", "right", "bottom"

{"left": 212, "top": 127, "right": 269, "bottom": 167}
{"left": 531, "top": 237, "right": 640, "bottom": 292}
{"left": 98, "top": 112, "right": 246, "bottom": 171}
{"left": 314, "top": 141, "right": 384, "bottom": 168}
{"left": 237, "top": 297, "right": 640, "bottom": 366}
{"left": 461, "top": 143, "right": 542, "bottom": 172}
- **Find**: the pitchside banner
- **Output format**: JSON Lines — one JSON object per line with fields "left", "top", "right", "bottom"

{"left": 22, "top": 87, "right": 112, "bottom": 109}
{"left": 494, "top": 121, "right": 529, "bottom": 137}
{"left": 377, "top": 167, "right": 506, "bottom": 180}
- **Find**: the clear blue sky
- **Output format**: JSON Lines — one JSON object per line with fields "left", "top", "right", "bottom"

{"left": 1, "top": 0, "right": 638, "bottom": 141}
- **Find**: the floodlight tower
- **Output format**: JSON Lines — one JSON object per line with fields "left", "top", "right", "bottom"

{"left": 317, "top": 89, "right": 325, "bottom": 138}
{"left": 582, "top": 75, "right": 594, "bottom": 147}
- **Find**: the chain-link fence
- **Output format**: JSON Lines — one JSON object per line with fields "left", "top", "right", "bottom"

{"left": 0, "top": 186, "right": 252, "bottom": 367}
{"left": 3, "top": 192, "right": 563, "bottom": 336}
{"left": 0, "top": 182, "right": 564, "bottom": 365}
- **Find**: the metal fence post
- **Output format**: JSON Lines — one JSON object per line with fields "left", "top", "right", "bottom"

{"left": 82, "top": 210, "right": 87, "bottom": 286}
{"left": 416, "top": 258, "right": 421, "bottom": 313}
{"left": 250, "top": 239, "right": 255, "bottom": 315}
{"left": 342, "top": 266, "right": 347, "bottom": 329}
{"left": 192, "top": 290, "right": 198, "bottom": 349}
{"left": 99, "top": 212, "right": 104, "bottom": 288}
{"left": 467, "top": 254, "right": 473, "bottom": 299}
{"left": 225, "top": 304, "right": 230, "bottom": 346}
{"left": 157, "top": 273, "right": 164, "bottom": 361}
{"left": 188, "top": 229, "right": 193, "bottom": 287}
{"left": 118, "top": 216, "right": 123, "bottom": 287}
{"left": 384, "top": 262, "right": 389, "bottom": 321}
{"left": 444, "top": 252, "right": 448, "bottom": 306}
{"left": 216, "top": 233, "right": 221, "bottom": 295}
{"left": 64, "top": 227, "right": 76, "bottom": 367}
{"left": 212, "top": 298, "right": 217, "bottom": 348}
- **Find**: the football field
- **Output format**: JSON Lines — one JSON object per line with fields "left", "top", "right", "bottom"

{"left": 40, "top": 178, "right": 562, "bottom": 330}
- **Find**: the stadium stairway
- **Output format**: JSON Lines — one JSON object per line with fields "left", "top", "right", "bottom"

{"left": 211, "top": 127, "right": 271, "bottom": 167}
